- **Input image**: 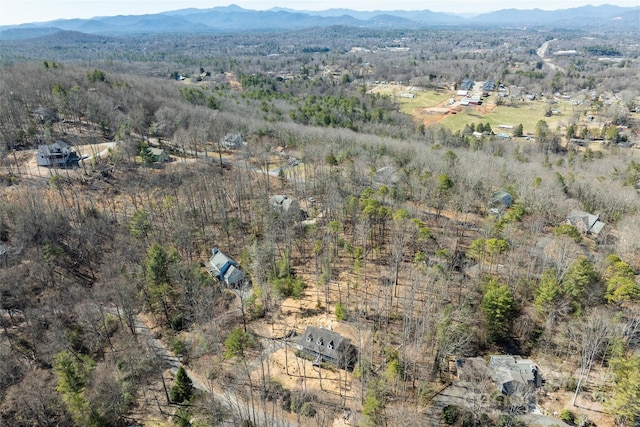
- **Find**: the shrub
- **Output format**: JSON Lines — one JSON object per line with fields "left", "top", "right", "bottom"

{"left": 224, "top": 328, "right": 256, "bottom": 359}
{"left": 271, "top": 276, "right": 306, "bottom": 299}
{"left": 564, "top": 376, "right": 579, "bottom": 392}
{"left": 498, "top": 415, "right": 526, "bottom": 427}
{"left": 300, "top": 402, "right": 316, "bottom": 417}
{"left": 170, "top": 312, "right": 186, "bottom": 331}
{"left": 335, "top": 302, "right": 346, "bottom": 320}
{"left": 559, "top": 409, "right": 575, "bottom": 425}
{"left": 443, "top": 405, "right": 460, "bottom": 425}
{"left": 461, "top": 411, "right": 474, "bottom": 427}
{"left": 171, "top": 338, "right": 186, "bottom": 356}
{"left": 290, "top": 392, "right": 317, "bottom": 417}
{"left": 553, "top": 224, "right": 582, "bottom": 243}
{"left": 174, "top": 406, "right": 191, "bottom": 427}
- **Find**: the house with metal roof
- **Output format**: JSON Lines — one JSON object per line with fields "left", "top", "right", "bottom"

{"left": 460, "top": 95, "right": 482, "bottom": 106}
{"left": 148, "top": 147, "right": 170, "bottom": 162}
{"left": 207, "top": 248, "right": 245, "bottom": 287}
{"left": 270, "top": 195, "right": 299, "bottom": 214}
{"left": 483, "top": 79, "right": 496, "bottom": 91}
{"left": 489, "top": 190, "right": 514, "bottom": 214}
{"left": 460, "top": 78, "right": 475, "bottom": 91}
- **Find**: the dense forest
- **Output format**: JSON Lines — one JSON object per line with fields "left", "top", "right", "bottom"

{"left": 1, "top": 23, "right": 640, "bottom": 427}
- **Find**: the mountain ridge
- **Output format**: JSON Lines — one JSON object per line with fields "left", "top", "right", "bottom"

{"left": 1, "top": 4, "right": 638, "bottom": 39}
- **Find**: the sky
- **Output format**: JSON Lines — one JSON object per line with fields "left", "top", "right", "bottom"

{"left": 1, "top": 0, "right": 638, "bottom": 26}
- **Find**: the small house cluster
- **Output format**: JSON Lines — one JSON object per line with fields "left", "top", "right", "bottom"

{"left": 456, "top": 78, "right": 496, "bottom": 106}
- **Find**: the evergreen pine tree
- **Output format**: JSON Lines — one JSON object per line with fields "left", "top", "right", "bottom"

{"left": 170, "top": 366, "right": 194, "bottom": 403}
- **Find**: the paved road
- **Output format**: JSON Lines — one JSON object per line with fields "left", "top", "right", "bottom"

{"left": 536, "top": 39, "right": 566, "bottom": 74}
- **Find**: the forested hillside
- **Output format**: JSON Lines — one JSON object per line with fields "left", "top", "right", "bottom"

{"left": 1, "top": 25, "right": 640, "bottom": 427}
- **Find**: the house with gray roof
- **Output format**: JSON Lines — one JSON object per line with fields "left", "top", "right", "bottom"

{"left": 270, "top": 195, "right": 306, "bottom": 221}
{"left": 483, "top": 79, "right": 496, "bottom": 91}
{"left": 207, "top": 248, "right": 245, "bottom": 287}
{"left": 220, "top": 133, "right": 246, "bottom": 150}
{"left": 33, "top": 106, "right": 59, "bottom": 124}
{"left": 298, "top": 326, "right": 356, "bottom": 369}
{"left": 460, "top": 78, "right": 474, "bottom": 91}
{"left": 566, "top": 210, "right": 606, "bottom": 236}
{"left": 490, "top": 355, "right": 541, "bottom": 395}
{"left": 36, "top": 141, "right": 80, "bottom": 167}
{"left": 489, "top": 189, "right": 514, "bottom": 214}
{"left": 270, "top": 194, "right": 298, "bottom": 214}
{"left": 148, "top": 147, "right": 170, "bottom": 163}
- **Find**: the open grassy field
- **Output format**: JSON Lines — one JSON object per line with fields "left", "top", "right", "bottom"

{"left": 375, "top": 83, "right": 592, "bottom": 135}
{"left": 396, "top": 91, "right": 451, "bottom": 115}
{"left": 441, "top": 100, "right": 558, "bottom": 134}
{"left": 369, "top": 84, "right": 450, "bottom": 114}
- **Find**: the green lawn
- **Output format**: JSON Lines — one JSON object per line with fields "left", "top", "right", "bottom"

{"left": 440, "top": 99, "right": 583, "bottom": 134}
{"left": 398, "top": 92, "right": 451, "bottom": 115}
{"left": 441, "top": 102, "right": 548, "bottom": 134}
{"left": 374, "top": 83, "right": 588, "bottom": 134}
{"left": 372, "top": 85, "right": 450, "bottom": 115}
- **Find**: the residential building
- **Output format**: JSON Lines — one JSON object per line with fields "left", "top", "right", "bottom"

{"left": 490, "top": 355, "right": 542, "bottom": 394}
{"left": 460, "top": 78, "right": 475, "bottom": 91}
{"left": 148, "top": 147, "right": 170, "bottom": 162}
{"left": 207, "top": 248, "right": 245, "bottom": 287}
{"left": 483, "top": 79, "right": 496, "bottom": 91}
{"left": 220, "top": 133, "right": 247, "bottom": 150}
{"left": 566, "top": 210, "right": 606, "bottom": 236}
{"left": 270, "top": 195, "right": 306, "bottom": 220}
{"left": 298, "top": 326, "right": 356, "bottom": 369}
{"left": 36, "top": 141, "right": 80, "bottom": 167}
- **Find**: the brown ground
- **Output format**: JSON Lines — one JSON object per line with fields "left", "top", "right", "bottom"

{"left": 2, "top": 123, "right": 618, "bottom": 427}
{"left": 2, "top": 142, "right": 116, "bottom": 180}
{"left": 226, "top": 72, "right": 242, "bottom": 91}
{"left": 415, "top": 99, "right": 498, "bottom": 126}
{"left": 541, "top": 390, "right": 614, "bottom": 427}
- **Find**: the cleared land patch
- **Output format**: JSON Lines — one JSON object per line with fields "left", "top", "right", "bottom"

{"left": 372, "top": 83, "right": 592, "bottom": 136}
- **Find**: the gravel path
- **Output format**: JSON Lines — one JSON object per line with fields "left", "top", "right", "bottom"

{"left": 109, "top": 306, "right": 299, "bottom": 427}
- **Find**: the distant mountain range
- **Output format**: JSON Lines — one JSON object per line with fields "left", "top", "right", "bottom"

{"left": 1, "top": 4, "right": 638, "bottom": 40}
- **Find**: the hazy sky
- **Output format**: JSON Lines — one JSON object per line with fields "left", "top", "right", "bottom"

{"left": 1, "top": 0, "right": 638, "bottom": 26}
